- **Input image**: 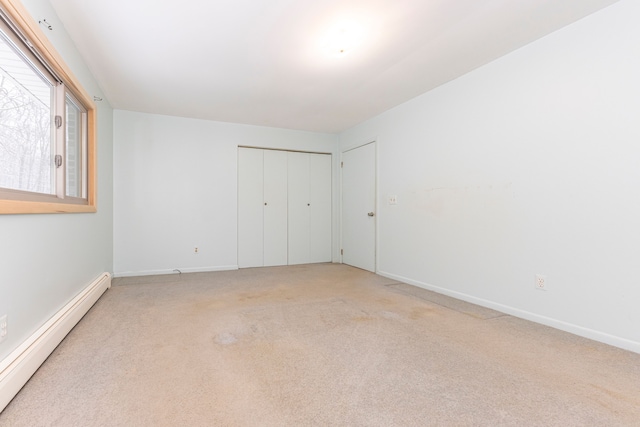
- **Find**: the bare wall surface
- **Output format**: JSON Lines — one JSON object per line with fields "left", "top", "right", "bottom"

{"left": 113, "top": 110, "right": 337, "bottom": 276}
{"left": 0, "top": 0, "right": 114, "bottom": 361}
{"left": 338, "top": 0, "right": 639, "bottom": 351}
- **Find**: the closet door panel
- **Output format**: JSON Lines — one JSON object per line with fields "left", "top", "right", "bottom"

{"left": 288, "top": 152, "right": 310, "bottom": 265}
{"left": 238, "top": 148, "right": 264, "bottom": 268}
{"left": 309, "top": 154, "right": 332, "bottom": 263}
{"left": 263, "top": 150, "right": 288, "bottom": 266}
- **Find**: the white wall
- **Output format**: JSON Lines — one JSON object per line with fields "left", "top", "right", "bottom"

{"left": 339, "top": 0, "right": 640, "bottom": 352}
{"left": 113, "top": 111, "right": 337, "bottom": 276}
{"left": 0, "top": 0, "right": 113, "bottom": 361}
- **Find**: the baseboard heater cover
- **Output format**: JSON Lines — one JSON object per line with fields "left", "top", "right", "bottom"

{"left": 0, "top": 272, "right": 111, "bottom": 412}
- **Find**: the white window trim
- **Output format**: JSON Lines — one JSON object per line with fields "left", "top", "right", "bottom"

{"left": 0, "top": 0, "right": 97, "bottom": 214}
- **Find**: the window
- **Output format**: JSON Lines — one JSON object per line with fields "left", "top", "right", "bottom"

{"left": 0, "top": 0, "right": 96, "bottom": 214}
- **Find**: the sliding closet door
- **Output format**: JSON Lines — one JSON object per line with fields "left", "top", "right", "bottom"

{"left": 288, "top": 152, "right": 332, "bottom": 265}
{"left": 238, "top": 148, "right": 264, "bottom": 268}
{"left": 263, "top": 150, "right": 288, "bottom": 266}
{"left": 309, "top": 153, "right": 332, "bottom": 263}
{"left": 288, "top": 152, "right": 310, "bottom": 265}
{"left": 239, "top": 148, "right": 330, "bottom": 268}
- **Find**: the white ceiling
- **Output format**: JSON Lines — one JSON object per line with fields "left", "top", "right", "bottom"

{"left": 49, "top": 0, "right": 618, "bottom": 133}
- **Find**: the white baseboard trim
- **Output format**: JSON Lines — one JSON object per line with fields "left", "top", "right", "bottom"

{"left": 0, "top": 273, "right": 111, "bottom": 412}
{"left": 113, "top": 265, "right": 239, "bottom": 278}
{"left": 378, "top": 270, "right": 640, "bottom": 354}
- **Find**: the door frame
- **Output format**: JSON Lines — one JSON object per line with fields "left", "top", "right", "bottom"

{"left": 340, "top": 139, "right": 377, "bottom": 272}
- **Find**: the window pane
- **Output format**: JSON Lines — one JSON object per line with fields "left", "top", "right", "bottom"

{"left": 65, "top": 94, "right": 82, "bottom": 198}
{"left": 0, "top": 29, "right": 54, "bottom": 195}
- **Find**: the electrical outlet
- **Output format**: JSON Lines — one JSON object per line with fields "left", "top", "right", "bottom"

{"left": 0, "top": 315, "right": 7, "bottom": 342}
{"left": 194, "top": 247, "right": 199, "bottom": 254}
{"left": 535, "top": 274, "right": 547, "bottom": 291}
{"left": 388, "top": 195, "right": 397, "bottom": 205}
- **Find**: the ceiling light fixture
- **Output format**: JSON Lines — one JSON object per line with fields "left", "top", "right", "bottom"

{"left": 319, "top": 22, "right": 364, "bottom": 57}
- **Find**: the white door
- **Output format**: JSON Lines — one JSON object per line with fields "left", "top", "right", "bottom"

{"left": 263, "top": 150, "right": 288, "bottom": 266}
{"left": 288, "top": 152, "right": 332, "bottom": 265}
{"left": 288, "top": 152, "right": 310, "bottom": 265}
{"left": 309, "top": 153, "right": 332, "bottom": 263}
{"left": 342, "top": 143, "right": 375, "bottom": 272}
{"left": 239, "top": 148, "right": 331, "bottom": 268}
{"left": 238, "top": 148, "right": 264, "bottom": 268}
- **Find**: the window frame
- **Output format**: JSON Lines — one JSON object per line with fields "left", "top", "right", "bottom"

{"left": 0, "top": 0, "right": 96, "bottom": 214}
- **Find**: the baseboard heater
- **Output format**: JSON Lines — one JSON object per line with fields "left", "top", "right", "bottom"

{"left": 0, "top": 272, "right": 111, "bottom": 412}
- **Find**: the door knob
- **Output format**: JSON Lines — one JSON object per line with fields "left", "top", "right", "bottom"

{"left": 368, "top": 212, "right": 375, "bottom": 217}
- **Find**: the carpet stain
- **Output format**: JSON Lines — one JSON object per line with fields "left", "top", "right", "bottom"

{"left": 189, "top": 298, "right": 230, "bottom": 313}
{"left": 589, "top": 383, "right": 640, "bottom": 406}
{"left": 351, "top": 315, "right": 374, "bottom": 323}
{"left": 380, "top": 310, "right": 403, "bottom": 321}
{"left": 237, "top": 286, "right": 298, "bottom": 303}
{"left": 215, "top": 332, "right": 238, "bottom": 345}
{"left": 376, "top": 297, "right": 394, "bottom": 305}
{"left": 409, "top": 306, "right": 437, "bottom": 320}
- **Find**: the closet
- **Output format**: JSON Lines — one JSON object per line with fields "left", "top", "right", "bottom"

{"left": 238, "top": 147, "right": 331, "bottom": 268}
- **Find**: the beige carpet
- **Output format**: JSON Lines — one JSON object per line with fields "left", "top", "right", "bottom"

{"left": 1, "top": 264, "right": 639, "bottom": 426}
